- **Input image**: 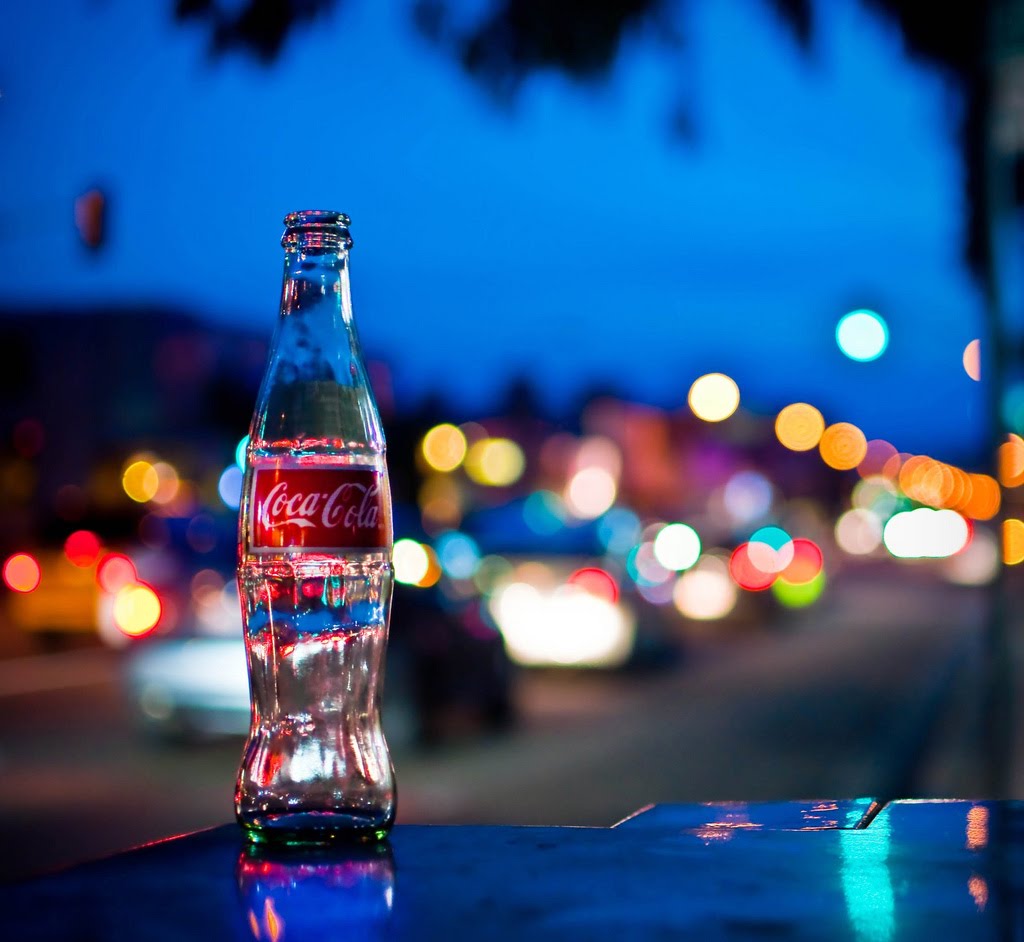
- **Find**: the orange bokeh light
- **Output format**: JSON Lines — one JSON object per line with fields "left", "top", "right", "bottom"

{"left": 819, "top": 423, "right": 868, "bottom": 471}
{"left": 774, "top": 403, "right": 825, "bottom": 452}
{"left": 962, "top": 474, "right": 1001, "bottom": 521}
{"left": 1004, "top": 519, "right": 1024, "bottom": 565}
{"left": 999, "top": 435, "right": 1024, "bottom": 488}
{"left": 899, "top": 456, "right": 955, "bottom": 508}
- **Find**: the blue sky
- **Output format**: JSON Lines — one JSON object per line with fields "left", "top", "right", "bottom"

{"left": 0, "top": 0, "right": 988, "bottom": 460}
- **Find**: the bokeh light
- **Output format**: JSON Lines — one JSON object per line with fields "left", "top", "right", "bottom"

{"left": 1004, "top": 519, "right": 1024, "bottom": 566}
{"left": 688, "top": 373, "right": 740, "bottom": 423}
{"left": 779, "top": 538, "right": 823, "bottom": 584}
{"left": 729, "top": 543, "right": 776, "bottom": 591}
{"left": 775, "top": 403, "right": 825, "bottom": 452}
{"left": 673, "top": 556, "right": 738, "bottom": 620}
{"left": 489, "top": 582, "right": 634, "bottom": 668}
{"left": 627, "top": 542, "right": 673, "bottom": 587}
{"left": 883, "top": 508, "right": 970, "bottom": 559}
{"left": 835, "top": 509, "right": 883, "bottom": 555}
{"left": 819, "top": 422, "right": 868, "bottom": 471}
{"left": 97, "top": 553, "right": 138, "bottom": 593}
{"left": 421, "top": 423, "right": 468, "bottom": 473}
{"left": 857, "top": 440, "right": 898, "bottom": 478}
{"left": 122, "top": 459, "right": 159, "bottom": 503}
{"left": 747, "top": 525, "right": 795, "bottom": 574}
{"left": 393, "top": 539, "right": 430, "bottom": 585}
{"left": 567, "top": 567, "right": 619, "bottom": 604}
{"left": 150, "top": 462, "right": 180, "bottom": 505}
{"left": 435, "top": 531, "right": 481, "bottom": 580}
{"left": 963, "top": 339, "right": 981, "bottom": 381}
{"left": 3, "top": 553, "right": 41, "bottom": 593}
{"left": 836, "top": 309, "right": 888, "bottom": 361}
{"left": 235, "top": 436, "right": 249, "bottom": 470}
{"left": 773, "top": 569, "right": 826, "bottom": 608}
{"left": 999, "top": 435, "right": 1024, "bottom": 488}
{"left": 464, "top": 438, "right": 525, "bottom": 486}
{"left": 722, "top": 471, "right": 773, "bottom": 525}
{"left": 652, "top": 523, "right": 701, "bottom": 571}
{"left": 565, "top": 466, "right": 617, "bottom": 519}
{"left": 218, "top": 465, "right": 244, "bottom": 509}
{"left": 961, "top": 474, "right": 1001, "bottom": 521}
{"left": 597, "top": 507, "right": 641, "bottom": 555}
{"left": 64, "top": 530, "right": 102, "bottom": 567}
{"left": 112, "top": 583, "right": 162, "bottom": 637}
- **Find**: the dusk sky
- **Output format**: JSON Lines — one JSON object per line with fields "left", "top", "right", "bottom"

{"left": 0, "top": 0, "right": 989, "bottom": 461}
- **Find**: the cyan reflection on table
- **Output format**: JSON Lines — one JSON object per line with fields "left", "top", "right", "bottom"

{"left": 3, "top": 799, "right": 1018, "bottom": 940}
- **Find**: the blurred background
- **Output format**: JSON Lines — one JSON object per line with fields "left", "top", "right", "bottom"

{"left": 3, "top": 0, "right": 1024, "bottom": 881}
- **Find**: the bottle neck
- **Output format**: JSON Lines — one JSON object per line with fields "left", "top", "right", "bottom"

{"left": 280, "top": 248, "right": 354, "bottom": 328}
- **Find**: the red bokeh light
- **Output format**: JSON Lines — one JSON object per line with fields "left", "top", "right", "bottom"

{"left": 568, "top": 567, "right": 619, "bottom": 604}
{"left": 96, "top": 553, "right": 137, "bottom": 593}
{"left": 64, "top": 530, "right": 102, "bottom": 568}
{"left": 729, "top": 544, "right": 776, "bottom": 591}
{"left": 779, "top": 539, "right": 823, "bottom": 585}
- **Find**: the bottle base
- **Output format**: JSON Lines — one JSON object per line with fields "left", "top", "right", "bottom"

{"left": 239, "top": 811, "right": 392, "bottom": 846}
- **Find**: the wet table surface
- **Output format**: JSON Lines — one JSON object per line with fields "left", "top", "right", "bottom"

{"left": 3, "top": 799, "right": 1021, "bottom": 940}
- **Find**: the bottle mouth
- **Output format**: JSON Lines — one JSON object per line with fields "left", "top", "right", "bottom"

{"left": 282, "top": 210, "right": 353, "bottom": 252}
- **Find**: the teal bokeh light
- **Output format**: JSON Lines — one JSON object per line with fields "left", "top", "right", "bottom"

{"left": 836, "top": 309, "right": 889, "bottom": 362}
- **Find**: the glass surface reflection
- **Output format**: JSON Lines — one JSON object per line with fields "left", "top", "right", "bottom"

{"left": 237, "top": 841, "right": 395, "bottom": 942}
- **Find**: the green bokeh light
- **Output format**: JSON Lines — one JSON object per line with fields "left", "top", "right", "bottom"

{"left": 772, "top": 568, "right": 826, "bottom": 607}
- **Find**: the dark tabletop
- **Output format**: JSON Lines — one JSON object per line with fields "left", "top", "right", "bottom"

{"left": 3, "top": 799, "right": 1021, "bottom": 940}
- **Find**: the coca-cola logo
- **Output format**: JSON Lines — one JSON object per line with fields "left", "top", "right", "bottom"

{"left": 259, "top": 479, "right": 382, "bottom": 532}
{"left": 249, "top": 465, "right": 390, "bottom": 551}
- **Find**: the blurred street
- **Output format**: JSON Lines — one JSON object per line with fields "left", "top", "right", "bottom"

{"left": 0, "top": 570, "right": 996, "bottom": 883}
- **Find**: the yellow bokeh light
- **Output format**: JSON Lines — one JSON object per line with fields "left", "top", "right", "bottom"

{"left": 999, "top": 434, "right": 1024, "bottom": 488}
{"left": 1004, "top": 519, "right": 1024, "bottom": 565}
{"left": 421, "top": 423, "right": 468, "bottom": 472}
{"left": 464, "top": 438, "right": 525, "bottom": 486}
{"left": 775, "top": 403, "right": 825, "bottom": 452}
{"left": 688, "top": 373, "right": 740, "bottom": 423}
{"left": 113, "top": 583, "right": 161, "bottom": 637}
{"left": 122, "top": 460, "right": 159, "bottom": 502}
{"left": 963, "top": 339, "right": 981, "bottom": 382}
{"left": 819, "top": 423, "right": 868, "bottom": 471}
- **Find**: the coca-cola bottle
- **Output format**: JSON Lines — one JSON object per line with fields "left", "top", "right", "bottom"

{"left": 235, "top": 210, "right": 395, "bottom": 844}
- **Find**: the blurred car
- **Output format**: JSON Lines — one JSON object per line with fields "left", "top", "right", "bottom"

{"left": 123, "top": 582, "right": 513, "bottom": 746}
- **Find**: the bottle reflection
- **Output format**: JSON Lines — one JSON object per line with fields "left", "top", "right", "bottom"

{"left": 237, "top": 842, "right": 395, "bottom": 942}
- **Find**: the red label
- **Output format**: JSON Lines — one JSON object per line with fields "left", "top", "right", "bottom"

{"left": 249, "top": 463, "right": 391, "bottom": 552}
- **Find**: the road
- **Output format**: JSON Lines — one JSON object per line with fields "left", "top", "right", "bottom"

{"left": 0, "top": 571, "right": 1000, "bottom": 882}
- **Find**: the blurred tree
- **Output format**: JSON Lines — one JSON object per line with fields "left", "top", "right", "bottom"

{"left": 170, "top": 0, "right": 991, "bottom": 273}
